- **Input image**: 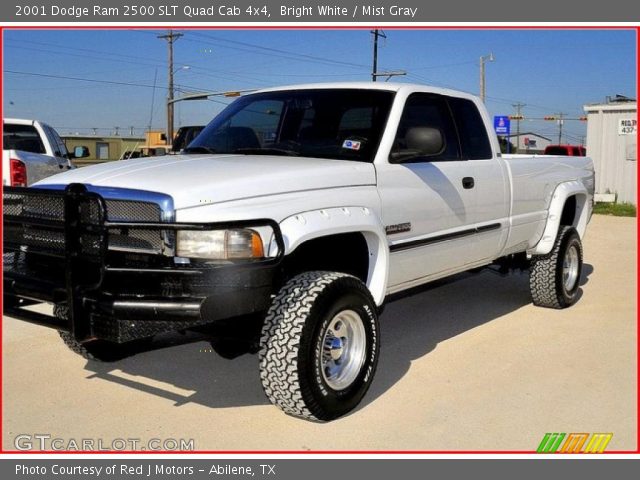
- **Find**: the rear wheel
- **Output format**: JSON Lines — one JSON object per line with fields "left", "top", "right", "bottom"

{"left": 259, "top": 271, "right": 379, "bottom": 421}
{"left": 529, "top": 226, "right": 583, "bottom": 309}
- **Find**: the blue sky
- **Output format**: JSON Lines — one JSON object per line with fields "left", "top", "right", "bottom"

{"left": 2, "top": 29, "right": 636, "bottom": 144}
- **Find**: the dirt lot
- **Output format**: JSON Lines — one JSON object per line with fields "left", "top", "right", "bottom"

{"left": 2, "top": 215, "right": 637, "bottom": 452}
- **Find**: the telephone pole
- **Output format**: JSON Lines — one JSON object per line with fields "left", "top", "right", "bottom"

{"left": 371, "top": 29, "right": 386, "bottom": 82}
{"left": 479, "top": 53, "right": 494, "bottom": 103}
{"left": 158, "top": 30, "right": 183, "bottom": 144}
{"left": 556, "top": 112, "right": 567, "bottom": 144}
{"left": 512, "top": 102, "right": 525, "bottom": 152}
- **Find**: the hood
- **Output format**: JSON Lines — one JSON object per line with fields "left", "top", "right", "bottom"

{"left": 35, "top": 154, "right": 376, "bottom": 209}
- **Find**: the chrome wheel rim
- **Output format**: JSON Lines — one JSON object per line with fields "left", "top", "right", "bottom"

{"left": 563, "top": 245, "right": 580, "bottom": 291}
{"left": 321, "top": 310, "right": 367, "bottom": 391}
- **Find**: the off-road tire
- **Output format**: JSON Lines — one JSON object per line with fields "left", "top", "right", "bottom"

{"left": 530, "top": 226, "right": 583, "bottom": 309}
{"left": 259, "top": 271, "right": 380, "bottom": 421}
{"left": 55, "top": 305, "right": 145, "bottom": 362}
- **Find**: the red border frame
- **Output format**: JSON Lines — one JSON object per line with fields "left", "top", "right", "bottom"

{"left": 0, "top": 24, "right": 638, "bottom": 455}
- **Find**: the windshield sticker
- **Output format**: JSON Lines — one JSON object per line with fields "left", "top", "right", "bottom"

{"left": 342, "top": 139, "right": 362, "bottom": 151}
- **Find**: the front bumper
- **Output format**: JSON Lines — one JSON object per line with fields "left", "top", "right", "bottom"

{"left": 3, "top": 184, "right": 284, "bottom": 343}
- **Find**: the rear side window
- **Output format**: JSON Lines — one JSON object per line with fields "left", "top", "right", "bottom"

{"left": 41, "top": 125, "right": 58, "bottom": 155}
{"left": 47, "top": 125, "right": 68, "bottom": 158}
{"left": 3, "top": 124, "right": 46, "bottom": 153}
{"left": 448, "top": 98, "right": 493, "bottom": 160}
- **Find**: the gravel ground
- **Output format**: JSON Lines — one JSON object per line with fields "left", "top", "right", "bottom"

{"left": 2, "top": 214, "right": 636, "bottom": 452}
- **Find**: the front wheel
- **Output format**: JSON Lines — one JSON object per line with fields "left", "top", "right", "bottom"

{"left": 529, "top": 226, "right": 584, "bottom": 309}
{"left": 259, "top": 271, "right": 380, "bottom": 421}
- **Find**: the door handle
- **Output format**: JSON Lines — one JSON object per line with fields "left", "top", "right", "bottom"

{"left": 462, "top": 177, "right": 475, "bottom": 189}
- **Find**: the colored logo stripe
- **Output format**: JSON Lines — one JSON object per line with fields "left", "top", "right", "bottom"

{"left": 537, "top": 433, "right": 613, "bottom": 453}
{"left": 583, "top": 433, "right": 613, "bottom": 453}
{"left": 559, "top": 433, "right": 589, "bottom": 453}
{"left": 537, "top": 433, "right": 566, "bottom": 453}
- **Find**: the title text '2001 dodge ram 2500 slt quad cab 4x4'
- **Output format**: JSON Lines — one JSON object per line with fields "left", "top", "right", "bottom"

{"left": 3, "top": 83, "right": 594, "bottom": 421}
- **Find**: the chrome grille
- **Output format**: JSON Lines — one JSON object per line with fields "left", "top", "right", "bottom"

{"left": 105, "top": 199, "right": 164, "bottom": 253}
{"left": 105, "top": 200, "right": 162, "bottom": 222}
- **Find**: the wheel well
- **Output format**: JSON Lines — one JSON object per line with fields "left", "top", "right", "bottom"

{"left": 560, "top": 196, "right": 577, "bottom": 226}
{"left": 282, "top": 232, "right": 370, "bottom": 284}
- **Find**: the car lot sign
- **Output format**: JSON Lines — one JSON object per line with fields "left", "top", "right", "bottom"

{"left": 618, "top": 118, "right": 637, "bottom": 135}
{"left": 494, "top": 116, "right": 511, "bottom": 135}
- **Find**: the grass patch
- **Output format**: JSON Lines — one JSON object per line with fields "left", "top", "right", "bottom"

{"left": 593, "top": 202, "right": 636, "bottom": 217}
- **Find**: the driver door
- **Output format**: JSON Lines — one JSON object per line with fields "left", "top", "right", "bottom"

{"left": 376, "top": 93, "right": 487, "bottom": 291}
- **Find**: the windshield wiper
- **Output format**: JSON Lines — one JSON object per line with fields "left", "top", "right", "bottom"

{"left": 233, "top": 147, "right": 300, "bottom": 157}
{"left": 183, "top": 146, "right": 218, "bottom": 154}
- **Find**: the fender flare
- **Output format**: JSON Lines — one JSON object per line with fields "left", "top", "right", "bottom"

{"left": 530, "top": 180, "right": 590, "bottom": 256}
{"left": 274, "top": 207, "right": 389, "bottom": 306}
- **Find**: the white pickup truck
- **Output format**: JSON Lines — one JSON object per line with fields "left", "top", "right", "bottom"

{"left": 2, "top": 118, "right": 88, "bottom": 186}
{"left": 3, "top": 83, "right": 594, "bottom": 421}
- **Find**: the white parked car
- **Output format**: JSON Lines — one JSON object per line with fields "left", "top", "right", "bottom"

{"left": 2, "top": 118, "right": 88, "bottom": 186}
{"left": 4, "top": 83, "right": 594, "bottom": 421}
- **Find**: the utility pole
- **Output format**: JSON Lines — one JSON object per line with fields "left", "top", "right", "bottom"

{"left": 371, "top": 29, "right": 386, "bottom": 82}
{"left": 512, "top": 102, "right": 525, "bottom": 152}
{"left": 158, "top": 29, "right": 183, "bottom": 144}
{"left": 556, "top": 112, "right": 567, "bottom": 144}
{"left": 479, "top": 53, "right": 495, "bottom": 103}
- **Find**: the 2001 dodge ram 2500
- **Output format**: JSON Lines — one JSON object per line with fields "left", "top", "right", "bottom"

{"left": 3, "top": 83, "right": 594, "bottom": 421}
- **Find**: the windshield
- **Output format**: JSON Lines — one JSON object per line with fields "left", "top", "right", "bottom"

{"left": 187, "top": 89, "right": 395, "bottom": 162}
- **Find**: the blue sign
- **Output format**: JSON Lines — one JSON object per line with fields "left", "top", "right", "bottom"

{"left": 494, "top": 115, "right": 511, "bottom": 135}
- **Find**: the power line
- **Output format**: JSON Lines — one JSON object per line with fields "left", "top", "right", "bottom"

{"left": 3, "top": 68, "right": 222, "bottom": 98}
{"left": 3, "top": 70, "right": 169, "bottom": 90}
{"left": 5, "top": 37, "right": 160, "bottom": 64}
{"left": 188, "top": 31, "right": 371, "bottom": 70}
{"left": 3, "top": 40, "right": 367, "bottom": 88}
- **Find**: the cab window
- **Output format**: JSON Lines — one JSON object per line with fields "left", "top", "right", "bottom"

{"left": 390, "top": 93, "right": 460, "bottom": 162}
{"left": 448, "top": 97, "right": 493, "bottom": 160}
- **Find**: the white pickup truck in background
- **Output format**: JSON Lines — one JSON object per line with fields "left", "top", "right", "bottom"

{"left": 2, "top": 118, "right": 88, "bottom": 186}
{"left": 3, "top": 83, "right": 595, "bottom": 421}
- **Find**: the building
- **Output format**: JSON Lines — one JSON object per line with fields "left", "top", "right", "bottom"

{"left": 504, "top": 132, "right": 553, "bottom": 154}
{"left": 584, "top": 96, "right": 637, "bottom": 204}
{"left": 63, "top": 135, "right": 145, "bottom": 166}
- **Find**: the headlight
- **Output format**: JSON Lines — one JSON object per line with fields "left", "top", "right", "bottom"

{"left": 176, "top": 229, "right": 264, "bottom": 260}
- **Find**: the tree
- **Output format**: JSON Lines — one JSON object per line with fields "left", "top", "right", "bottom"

{"left": 498, "top": 136, "right": 517, "bottom": 154}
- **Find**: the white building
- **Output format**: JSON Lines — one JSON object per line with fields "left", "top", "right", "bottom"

{"left": 584, "top": 97, "right": 637, "bottom": 204}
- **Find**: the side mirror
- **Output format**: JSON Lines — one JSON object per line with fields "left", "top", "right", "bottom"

{"left": 406, "top": 127, "right": 444, "bottom": 155}
{"left": 390, "top": 127, "right": 445, "bottom": 162}
{"left": 73, "top": 146, "right": 90, "bottom": 159}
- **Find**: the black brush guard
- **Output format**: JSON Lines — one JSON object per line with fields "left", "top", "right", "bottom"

{"left": 3, "top": 184, "right": 285, "bottom": 343}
